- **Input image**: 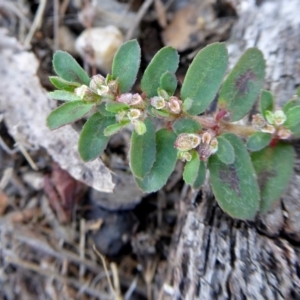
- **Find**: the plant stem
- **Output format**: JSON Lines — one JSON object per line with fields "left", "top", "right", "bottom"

{"left": 219, "top": 122, "right": 257, "bottom": 137}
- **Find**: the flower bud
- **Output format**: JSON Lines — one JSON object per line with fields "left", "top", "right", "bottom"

{"left": 261, "top": 124, "right": 276, "bottom": 134}
{"left": 90, "top": 74, "right": 105, "bottom": 91}
{"left": 75, "top": 85, "right": 88, "bottom": 98}
{"left": 277, "top": 128, "right": 292, "bottom": 139}
{"left": 198, "top": 144, "right": 211, "bottom": 160}
{"left": 127, "top": 108, "right": 141, "bottom": 120}
{"left": 107, "top": 79, "right": 119, "bottom": 94}
{"left": 252, "top": 113, "right": 266, "bottom": 129}
{"left": 131, "top": 93, "right": 143, "bottom": 106}
{"left": 117, "top": 93, "right": 133, "bottom": 104}
{"left": 151, "top": 96, "right": 165, "bottom": 109}
{"left": 174, "top": 133, "right": 201, "bottom": 151}
{"left": 97, "top": 85, "right": 110, "bottom": 96}
{"left": 75, "top": 85, "right": 96, "bottom": 102}
{"left": 177, "top": 151, "right": 192, "bottom": 162}
{"left": 209, "top": 138, "right": 218, "bottom": 154}
{"left": 273, "top": 110, "right": 286, "bottom": 126}
{"left": 168, "top": 96, "right": 182, "bottom": 114}
{"left": 202, "top": 132, "right": 212, "bottom": 144}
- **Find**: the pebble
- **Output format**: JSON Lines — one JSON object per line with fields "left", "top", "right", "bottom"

{"left": 75, "top": 26, "right": 124, "bottom": 73}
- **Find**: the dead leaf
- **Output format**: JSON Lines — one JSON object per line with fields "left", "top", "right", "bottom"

{"left": 44, "top": 163, "right": 86, "bottom": 223}
{"left": 0, "top": 192, "right": 8, "bottom": 215}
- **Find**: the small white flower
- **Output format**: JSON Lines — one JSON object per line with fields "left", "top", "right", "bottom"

{"left": 127, "top": 108, "right": 141, "bottom": 120}
{"left": 151, "top": 96, "right": 165, "bottom": 109}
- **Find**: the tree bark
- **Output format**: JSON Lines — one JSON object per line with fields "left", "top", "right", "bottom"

{"left": 161, "top": 1, "right": 300, "bottom": 299}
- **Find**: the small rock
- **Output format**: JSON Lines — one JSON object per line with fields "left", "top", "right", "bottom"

{"left": 58, "top": 26, "right": 77, "bottom": 56}
{"left": 75, "top": 26, "right": 124, "bottom": 73}
{"left": 90, "top": 170, "right": 144, "bottom": 211}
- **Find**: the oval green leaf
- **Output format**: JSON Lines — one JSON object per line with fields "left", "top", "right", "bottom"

{"left": 47, "top": 101, "right": 94, "bottom": 130}
{"left": 160, "top": 71, "right": 177, "bottom": 95}
{"left": 135, "top": 129, "right": 177, "bottom": 192}
{"left": 246, "top": 132, "right": 272, "bottom": 152}
{"left": 208, "top": 133, "right": 260, "bottom": 220}
{"left": 130, "top": 119, "right": 156, "bottom": 179}
{"left": 172, "top": 118, "right": 202, "bottom": 135}
{"left": 260, "top": 90, "right": 274, "bottom": 119}
{"left": 283, "top": 97, "right": 300, "bottom": 114}
{"left": 192, "top": 160, "right": 206, "bottom": 189}
{"left": 141, "top": 46, "right": 179, "bottom": 97}
{"left": 53, "top": 51, "right": 90, "bottom": 86}
{"left": 251, "top": 143, "right": 295, "bottom": 213}
{"left": 48, "top": 90, "right": 81, "bottom": 101}
{"left": 112, "top": 39, "right": 141, "bottom": 93}
{"left": 180, "top": 43, "right": 228, "bottom": 115}
{"left": 103, "top": 121, "right": 130, "bottom": 136}
{"left": 105, "top": 102, "right": 130, "bottom": 113}
{"left": 97, "top": 103, "right": 115, "bottom": 117}
{"left": 284, "top": 105, "right": 300, "bottom": 127}
{"left": 183, "top": 150, "right": 200, "bottom": 185}
{"left": 49, "top": 76, "right": 80, "bottom": 92}
{"left": 216, "top": 135, "right": 235, "bottom": 164}
{"left": 218, "top": 48, "right": 266, "bottom": 121}
{"left": 78, "top": 113, "right": 115, "bottom": 161}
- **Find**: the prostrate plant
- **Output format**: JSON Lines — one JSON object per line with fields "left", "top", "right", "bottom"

{"left": 46, "top": 40, "right": 300, "bottom": 220}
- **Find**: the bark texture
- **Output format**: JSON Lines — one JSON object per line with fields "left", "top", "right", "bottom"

{"left": 161, "top": 1, "right": 300, "bottom": 299}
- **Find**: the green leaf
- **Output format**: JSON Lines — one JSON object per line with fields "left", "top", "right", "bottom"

{"left": 183, "top": 150, "right": 200, "bottom": 185}
{"left": 47, "top": 101, "right": 94, "bottom": 130}
{"left": 49, "top": 76, "right": 80, "bottom": 92}
{"left": 135, "top": 129, "right": 177, "bottom": 192}
{"left": 284, "top": 105, "right": 300, "bottom": 127}
{"left": 53, "top": 51, "right": 90, "bottom": 85}
{"left": 78, "top": 113, "right": 115, "bottom": 161}
{"left": 180, "top": 43, "right": 228, "bottom": 115}
{"left": 48, "top": 90, "right": 81, "bottom": 101}
{"left": 208, "top": 133, "right": 260, "bottom": 220}
{"left": 260, "top": 90, "right": 274, "bottom": 119}
{"left": 182, "top": 98, "right": 194, "bottom": 112}
{"left": 96, "top": 103, "right": 115, "bottom": 117}
{"left": 130, "top": 119, "right": 156, "bottom": 178}
{"left": 216, "top": 135, "right": 235, "bottom": 164}
{"left": 192, "top": 160, "right": 206, "bottom": 189}
{"left": 251, "top": 143, "right": 295, "bottom": 213}
{"left": 141, "top": 46, "right": 179, "bottom": 97}
{"left": 172, "top": 118, "right": 202, "bottom": 135}
{"left": 288, "top": 124, "right": 300, "bottom": 138}
{"left": 112, "top": 39, "right": 141, "bottom": 93}
{"left": 283, "top": 97, "right": 300, "bottom": 114}
{"left": 103, "top": 121, "right": 130, "bottom": 136}
{"left": 105, "top": 102, "right": 130, "bottom": 113}
{"left": 160, "top": 71, "right": 177, "bottom": 95}
{"left": 246, "top": 132, "right": 272, "bottom": 152}
{"left": 151, "top": 108, "right": 171, "bottom": 119}
{"left": 218, "top": 48, "right": 266, "bottom": 121}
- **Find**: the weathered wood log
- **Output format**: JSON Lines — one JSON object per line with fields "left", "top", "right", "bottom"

{"left": 160, "top": 1, "right": 300, "bottom": 299}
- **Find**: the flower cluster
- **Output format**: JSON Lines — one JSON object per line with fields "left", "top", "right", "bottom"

{"left": 150, "top": 89, "right": 182, "bottom": 118}
{"left": 115, "top": 93, "right": 146, "bottom": 135}
{"left": 175, "top": 132, "right": 218, "bottom": 161}
{"left": 252, "top": 109, "right": 292, "bottom": 139}
{"left": 74, "top": 74, "right": 116, "bottom": 102}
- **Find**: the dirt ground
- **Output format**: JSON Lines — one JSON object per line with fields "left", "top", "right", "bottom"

{"left": 0, "top": 0, "right": 237, "bottom": 299}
